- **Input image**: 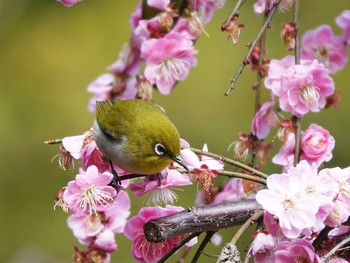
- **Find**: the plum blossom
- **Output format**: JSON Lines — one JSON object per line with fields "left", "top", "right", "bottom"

{"left": 107, "top": 43, "right": 141, "bottom": 76}
{"left": 256, "top": 161, "right": 335, "bottom": 238}
{"left": 212, "top": 179, "right": 244, "bottom": 204}
{"left": 301, "top": 123, "right": 335, "bottom": 166}
{"left": 273, "top": 239, "right": 320, "bottom": 262}
{"left": 248, "top": 232, "right": 276, "bottom": 263}
{"left": 273, "top": 124, "right": 335, "bottom": 170}
{"left": 191, "top": 0, "right": 226, "bottom": 24}
{"left": 252, "top": 101, "right": 278, "bottom": 139}
{"left": 272, "top": 132, "right": 295, "bottom": 171}
{"left": 301, "top": 25, "right": 348, "bottom": 73}
{"left": 141, "top": 32, "right": 198, "bottom": 94}
{"left": 319, "top": 167, "right": 350, "bottom": 226}
{"left": 86, "top": 74, "right": 114, "bottom": 112}
{"left": 129, "top": 169, "right": 192, "bottom": 205}
{"left": 253, "top": 0, "right": 293, "bottom": 14}
{"left": 335, "top": 10, "right": 350, "bottom": 46}
{"left": 63, "top": 165, "right": 117, "bottom": 215}
{"left": 87, "top": 74, "right": 137, "bottom": 112}
{"left": 57, "top": 0, "right": 82, "bottom": 7}
{"left": 266, "top": 57, "right": 335, "bottom": 117}
{"left": 124, "top": 205, "right": 196, "bottom": 263}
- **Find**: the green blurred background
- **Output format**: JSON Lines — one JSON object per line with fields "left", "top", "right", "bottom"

{"left": 0, "top": 0, "right": 349, "bottom": 262}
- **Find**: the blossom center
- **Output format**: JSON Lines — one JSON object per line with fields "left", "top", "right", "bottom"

{"left": 339, "top": 181, "right": 350, "bottom": 197}
{"left": 282, "top": 197, "right": 296, "bottom": 210}
{"left": 77, "top": 185, "right": 114, "bottom": 214}
{"left": 315, "top": 46, "right": 329, "bottom": 61}
{"left": 160, "top": 57, "right": 189, "bottom": 82}
{"left": 299, "top": 84, "right": 320, "bottom": 105}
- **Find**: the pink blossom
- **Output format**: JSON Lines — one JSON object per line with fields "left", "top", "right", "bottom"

{"left": 301, "top": 123, "right": 335, "bottom": 166}
{"left": 256, "top": 161, "right": 329, "bottom": 238}
{"left": 265, "top": 57, "right": 335, "bottom": 117}
{"left": 129, "top": 169, "right": 192, "bottom": 205}
{"left": 264, "top": 55, "right": 295, "bottom": 96}
{"left": 124, "top": 205, "right": 196, "bottom": 263}
{"left": 319, "top": 167, "right": 350, "bottom": 226}
{"left": 147, "top": 0, "right": 170, "bottom": 10}
{"left": 107, "top": 43, "right": 141, "bottom": 76}
{"left": 94, "top": 230, "right": 117, "bottom": 253}
{"left": 272, "top": 132, "right": 295, "bottom": 172}
{"left": 274, "top": 124, "right": 335, "bottom": 170}
{"left": 87, "top": 74, "right": 114, "bottom": 112}
{"left": 191, "top": 0, "right": 226, "bottom": 24}
{"left": 63, "top": 165, "right": 117, "bottom": 215}
{"left": 57, "top": 0, "right": 82, "bottom": 7}
{"left": 278, "top": 59, "right": 334, "bottom": 117}
{"left": 129, "top": 2, "right": 142, "bottom": 29}
{"left": 62, "top": 134, "right": 85, "bottom": 159}
{"left": 248, "top": 232, "right": 276, "bottom": 263}
{"left": 336, "top": 10, "right": 350, "bottom": 46}
{"left": 253, "top": 0, "right": 293, "bottom": 14}
{"left": 301, "top": 25, "right": 348, "bottom": 73}
{"left": 67, "top": 190, "right": 130, "bottom": 247}
{"left": 180, "top": 144, "right": 224, "bottom": 171}
{"left": 141, "top": 32, "right": 198, "bottom": 94}
{"left": 212, "top": 179, "right": 244, "bottom": 204}
{"left": 252, "top": 101, "right": 278, "bottom": 139}
{"left": 273, "top": 239, "right": 319, "bottom": 262}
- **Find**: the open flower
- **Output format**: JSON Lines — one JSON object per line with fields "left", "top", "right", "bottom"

{"left": 252, "top": 101, "right": 278, "bottom": 140}
{"left": 141, "top": 32, "right": 198, "bottom": 94}
{"left": 124, "top": 205, "right": 196, "bottom": 263}
{"left": 63, "top": 165, "right": 117, "bottom": 215}
{"left": 129, "top": 168, "right": 192, "bottom": 205}
{"left": 266, "top": 57, "right": 335, "bottom": 117}
{"left": 301, "top": 25, "right": 348, "bottom": 73}
{"left": 335, "top": 10, "right": 350, "bottom": 46}
{"left": 256, "top": 161, "right": 335, "bottom": 238}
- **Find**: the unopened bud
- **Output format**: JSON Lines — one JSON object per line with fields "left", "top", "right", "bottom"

{"left": 281, "top": 22, "right": 297, "bottom": 51}
{"left": 136, "top": 74, "right": 153, "bottom": 101}
{"left": 278, "top": 119, "right": 297, "bottom": 144}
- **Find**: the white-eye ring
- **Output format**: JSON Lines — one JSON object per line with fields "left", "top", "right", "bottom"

{"left": 154, "top": 143, "right": 166, "bottom": 156}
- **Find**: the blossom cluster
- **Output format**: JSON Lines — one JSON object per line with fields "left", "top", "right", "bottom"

{"left": 52, "top": 0, "right": 350, "bottom": 262}
{"left": 78, "top": 0, "right": 225, "bottom": 111}
{"left": 251, "top": 160, "right": 350, "bottom": 262}
{"left": 54, "top": 127, "right": 223, "bottom": 261}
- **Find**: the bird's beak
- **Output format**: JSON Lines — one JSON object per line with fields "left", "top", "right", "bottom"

{"left": 171, "top": 155, "right": 189, "bottom": 172}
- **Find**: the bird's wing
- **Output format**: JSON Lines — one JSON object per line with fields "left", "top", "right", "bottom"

{"left": 95, "top": 100, "right": 124, "bottom": 139}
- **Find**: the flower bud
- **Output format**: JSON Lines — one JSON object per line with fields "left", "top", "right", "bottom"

{"left": 136, "top": 74, "right": 153, "bottom": 101}
{"left": 281, "top": 22, "right": 297, "bottom": 51}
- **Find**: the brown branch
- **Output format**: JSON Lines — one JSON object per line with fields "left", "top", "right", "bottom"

{"left": 144, "top": 199, "right": 260, "bottom": 243}
{"left": 224, "top": 0, "right": 282, "bottom": 96}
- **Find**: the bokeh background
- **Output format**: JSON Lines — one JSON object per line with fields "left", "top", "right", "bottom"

{"left": 0, "top": 0, "right": 349, "bottom": 262}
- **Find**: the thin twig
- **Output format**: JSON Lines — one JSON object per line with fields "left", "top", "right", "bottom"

{"left": 224, "top": 0, "right": 282, "bottom": 96}
{"left": 221, "top": 0, "right": 247, "bottom": 29}
{"left": 230, "top": 209, "right": 264, "bottom": 245}
{"left": 44, "top": 138, "right": 63, "bottom": 144}
{"left": 191, "top": 231, "right": 216, "bottom": 263}
{"left": 293, "top": 0, "right": 301, "bottom": 166}
{"left": 158, "top": 232, "right": 200, "bottom": 263}
{"left": 184, "top": 147, "right": 268, "bottom": 179}
{"left": 176, "top": 168, "right": 267, "bottom": 185}
{"left": 320, "top": 236, "right": 350, "bottom": 263}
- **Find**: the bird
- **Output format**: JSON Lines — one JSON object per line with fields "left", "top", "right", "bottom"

{"left": 92, "top": 99, "right": 188, "bottom": 185}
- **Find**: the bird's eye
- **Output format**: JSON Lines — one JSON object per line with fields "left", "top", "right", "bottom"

{"left": 154, "top": 143, "right": 166, "bottom": 156}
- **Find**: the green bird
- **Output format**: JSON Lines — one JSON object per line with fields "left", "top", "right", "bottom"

{"left": 92, "top": 99, "right": 188, "bottom": 182}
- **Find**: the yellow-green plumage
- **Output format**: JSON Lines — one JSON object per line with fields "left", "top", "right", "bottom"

{"left": 93, "top": 99, "right": 182, "bottom": 174}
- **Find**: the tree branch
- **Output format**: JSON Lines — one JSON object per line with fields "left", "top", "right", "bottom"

{"left": 144, "top": 199, "right": 260, "bottom": 243}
